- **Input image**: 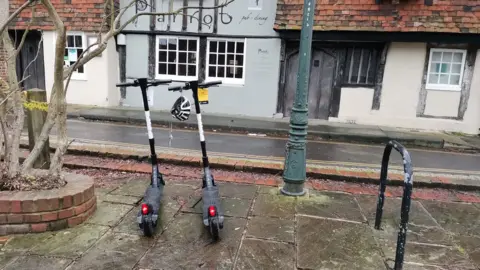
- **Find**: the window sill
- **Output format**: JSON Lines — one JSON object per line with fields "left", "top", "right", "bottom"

{"left": 156, "top": 75, "right": 198, "bottom": 82}
{"left": 426, "top": 84, "right": 461, "bottom": 92}
{"left": 341, "top": 83, "right": 376, "bottom": 88}
{"left": 206, "top": 78, "right": 245, "bottom": 87}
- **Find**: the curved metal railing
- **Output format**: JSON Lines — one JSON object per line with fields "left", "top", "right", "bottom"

{"left": 374, "top": 140, "right": 414, "bottom": 270}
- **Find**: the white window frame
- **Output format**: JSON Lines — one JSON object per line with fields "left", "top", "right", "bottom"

{"left": 58, "top": 31, "right": 87, "bottom": 81}
{"left": 206, "top": 38, "right": 247, "bottom": 85}
{"left": 155, "top": 36, "right": 200, "bottom": 81}
{"left": 425, "top": 48, "right": 467, "bottom": 91}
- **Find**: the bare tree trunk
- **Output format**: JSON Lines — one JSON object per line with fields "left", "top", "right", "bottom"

{"left": 1, "top": 31, "right": 24, "bottom": 177}
{"left": 21, "top": 93, "right": 56, "bottom": 172}
{"left": 22, "top": 0, "right": 66, "bottom": 174}
{"left": 49, "top": 82, "right": 67, "bottom": 175}
{"left": 0, "top": 78, "right": 8, "bottom": 160}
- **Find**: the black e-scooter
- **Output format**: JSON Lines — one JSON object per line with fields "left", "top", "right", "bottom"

{"left": 168, "top": 80, "right": 224, "bottom": 240}
{"left": 116, "top": 78, "right": 172, "bottom": 237}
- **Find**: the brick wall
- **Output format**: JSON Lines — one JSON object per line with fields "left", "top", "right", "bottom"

{"left": 274, "top": 0, "right": 480, "bottom": 33}
{"left": 9, "top": 0, "right": 117, "bottom": 32}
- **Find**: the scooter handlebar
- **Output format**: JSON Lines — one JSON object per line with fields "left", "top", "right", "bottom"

{"left": 150, "top": 79, "right": 172, "bottom": 86}
{"left": 116, "top": 82, "right": 136, "bottom": 87}
{"left": 168, "top": 85, "right": 183, "bottom": 91}
{"left": 116, "top": 79, "right": 172, "bottom": 88}
{"left": 199, "top": 80, "right": 222, "bottom": 88}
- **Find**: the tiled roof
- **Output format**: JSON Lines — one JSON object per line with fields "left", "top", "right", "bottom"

{"left": 274, "top": 0, "right": 480, "bottom": 34}
{"left": 9, "top": 0, "right": 116, "bottom": 32}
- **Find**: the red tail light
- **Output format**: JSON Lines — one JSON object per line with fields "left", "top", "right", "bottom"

{"left": 141, "top": 203, "right": 149, "bottom": 215}
{"left": 208, "top": 205, "right": 216, "bottom": 217}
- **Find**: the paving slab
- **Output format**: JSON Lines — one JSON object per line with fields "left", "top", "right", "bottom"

{"left": 297, "top": 216, "right": 385, "bottom": 269}
{"left": 296, "top": 191, "right": 366, "bottom": 222}
{"left": 29, "top": 224, "right": 109, "bottom": 258}
{"left": 3, "top": 255, "right": 72, "bottom": 270}
{"left": 257, "top": 186, "right": 280, "bottom": 194}
{"left": 94, "top": 187, "right": 115, "bottom": 197}
{"left": 85, "top": 201, "right": 134, "bottom": 227}
{"left": 391, "top": 262, "right": 451, "bottom": 270}
{"left": 1, "top": 232, "right": 55, "bottom": 255}
{"left": 378, "top": 240, "right": 476, "bottom": 269}
{"left": 186, "top": 197, "right": 252, "bottom": 218}
{"left": 163, "top": 182, "right": 198, "bottom": 196}
{"left": 137, "top": 213, "right": 246, "bottom": 270}
{"left": 234, "top": 238, "right": 295, "bottom": 270}
{"left": 356, "top": 196, "right": 453, "bottom": 246}
{"left": 246, "top": 216, "right": 294, "bottom": 243}
{"left": 162, "top": 183, "right": 200, "bottom": 207}
{"left": 453, "top": 235, "right": 480, "bottom": 268}
{"left": 68, "top": 232, "right": 153, "bottom": 270}
{"left": 218, "top": 182, "right": 258, "bottom": 199}
{"left": 252, "top": 191, "right": 296, "bottom": 220}
{"left": 420, "top": 200, "right": 480, "bottom": 237}
{"left": 110, "top": 179, "right": 150, "bottom": 197}
{"left": 97, "top": 193, "right": 142, "bottom": 205}
{"left": 0, "top": 255, "right": 16, "bottom": 268}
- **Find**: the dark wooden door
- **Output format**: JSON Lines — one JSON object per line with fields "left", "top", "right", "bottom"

{"left": 14, "top": 30, "right": 46, "bottom": 90}
{"left": 283, "top": 49, "right": 336, "bottom": 120}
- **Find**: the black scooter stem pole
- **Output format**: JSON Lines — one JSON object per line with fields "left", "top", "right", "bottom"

{"left": 138, "top": 78, "right": 158, "bottom": 166}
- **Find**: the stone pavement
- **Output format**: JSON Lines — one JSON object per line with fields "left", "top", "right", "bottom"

{"left": 1, "top": 178, "right": 480, "bottom": 270}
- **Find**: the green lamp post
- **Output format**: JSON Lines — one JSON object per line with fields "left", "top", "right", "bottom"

{"left": 281, "top": 0, "right": 316, "bottom": 196}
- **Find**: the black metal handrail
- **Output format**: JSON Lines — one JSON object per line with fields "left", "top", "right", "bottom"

{"left": 374, "top": 140, "right": 413, "bottom": 270}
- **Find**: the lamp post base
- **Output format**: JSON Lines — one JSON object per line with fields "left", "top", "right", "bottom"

{"left": 281, "top": 183, "right": 306, "bottom": 196}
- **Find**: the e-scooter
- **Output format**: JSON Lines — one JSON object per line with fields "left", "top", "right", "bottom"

{"left": 168, "top": 80, "right": 224, "bottom": 240}
{"left": 116, "top": 78, "right": 172, "bottom": 237}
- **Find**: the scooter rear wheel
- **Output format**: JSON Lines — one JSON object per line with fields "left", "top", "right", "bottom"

{"left": 209, "top": 218, "right": 220, "bottom": 241}
{"left": 143, "top": 218, "right": 155, "bottom": 237}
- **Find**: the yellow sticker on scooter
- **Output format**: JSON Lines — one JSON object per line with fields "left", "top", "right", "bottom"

{"left": 198, "top": 88, "right": 209, "bottom": 105}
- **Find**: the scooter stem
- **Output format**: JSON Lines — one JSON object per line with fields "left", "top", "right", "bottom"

{"left": 138, "top": 78, "right": 162, "bottom": 187}
{"left": 191, "top": 81, "right": 213, "bottom": 188}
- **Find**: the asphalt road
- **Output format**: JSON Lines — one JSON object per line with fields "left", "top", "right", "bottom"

{"left": 56, "top": 119, "right": 480, "bottom": 173}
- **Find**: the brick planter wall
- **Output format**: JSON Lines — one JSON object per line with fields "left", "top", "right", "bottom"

{"left": 0, "top": 173, "right": 96, "bottom": 235}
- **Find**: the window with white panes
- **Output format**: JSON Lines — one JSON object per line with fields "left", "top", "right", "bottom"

{"left": 156, "top": 36, "right": 199, "bottom": 80}
{"left": 207, "top": 39, "right": 246, "bottom": 84}
{"left": 426, "top": 49, "right": 467, "bottom": 91}
{"left": 64, "top": 33, "right": 86, "bottom": 75}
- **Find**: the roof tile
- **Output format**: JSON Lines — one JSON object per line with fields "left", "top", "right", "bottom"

{"left": 274, "top": 0, "right": 480, "bottom": 33}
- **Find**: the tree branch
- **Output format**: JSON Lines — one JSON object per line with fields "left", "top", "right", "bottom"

{"left": 0, "top": 114, "right": 8, "bottom": 159}
{"left": 14, "top": 5, "right": 37, "bottom": 58}
{"left": 1, "top": 30, "right": 24, "bottom": 177}
{"left": 110, "top": 0, "right": 115, "bottom": 31}
{"left": 64, "top": 42, "right": 98, "bottom": 93}
{"left": 0, "top": 0, "right": 35, "bottom": 36}
{"left": 22, "top": 0, "right": 66, "bottom": 173}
